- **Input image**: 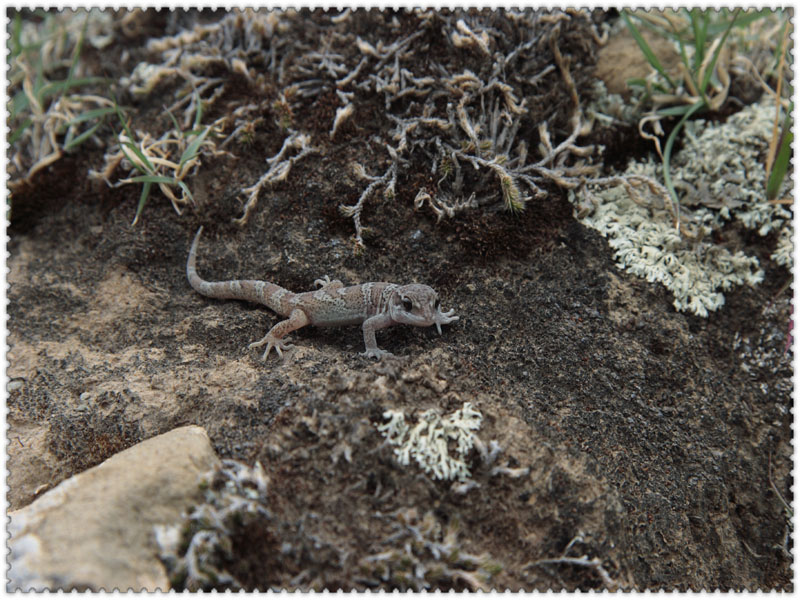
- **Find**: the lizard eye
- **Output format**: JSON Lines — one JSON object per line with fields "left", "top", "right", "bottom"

{"left": 402, "top": 298, "right": 413, "bottom": 312}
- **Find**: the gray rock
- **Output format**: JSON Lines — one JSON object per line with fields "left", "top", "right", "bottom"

{"left": 8, "top": 425, "right": 220, "bottom": 592}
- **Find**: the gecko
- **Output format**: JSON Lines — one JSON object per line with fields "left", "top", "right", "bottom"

{"left": 186, "top": 227, "right": 459, "bottom": 360}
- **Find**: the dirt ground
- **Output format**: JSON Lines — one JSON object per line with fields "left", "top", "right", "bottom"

{"left": 6, "top": 9, "right": 793, "bottom": 591}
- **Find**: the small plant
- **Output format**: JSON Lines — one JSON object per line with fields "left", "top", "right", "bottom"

{"left": 272, "top": 92, "right": 294, "bottom": 130}
{"left": 236, "top": 121, "right": 257, "bottom": 146}
{"left": 524, "top": 534, "right": 621, "bottom": 590}
{"left": 622, "top": 9, "right": 791, "bottom": 216}
{"left": 91, "top": 93, "right": 219, "bottom": 225}
{"left": 8, "top": 10, "right": 115, "bottom": 187}
{"left": 764, "top": 21, "right": 793, "bottom": 201}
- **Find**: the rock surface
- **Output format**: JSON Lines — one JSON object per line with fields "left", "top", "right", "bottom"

{"left": 8, "top": 425, "right": 220, "bottom": 592}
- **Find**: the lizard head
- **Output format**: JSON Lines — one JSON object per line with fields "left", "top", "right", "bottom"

{"left": 390, "top": 284, "right": 459, "bottom": 333}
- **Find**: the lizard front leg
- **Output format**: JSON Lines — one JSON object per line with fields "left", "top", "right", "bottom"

{"left": 361, "top": 313, "right": 396, "bottom": 359}
{"left": 249, "top": 308, "right": 310, "bottom": 360}
{"left": 314, "top": 275, "right": 344, "bottom": 293}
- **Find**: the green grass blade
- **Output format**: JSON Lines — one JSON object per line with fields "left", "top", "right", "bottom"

{"left": 177, "top": 181, "right": 194, "bottom": 203}
{"left": 689, "top": 9, "right": 710, "bottom": 71}
{"left": 10, "top": 12, "right": 23, "bottom": 58}
{"left": 33, "top": 50, "right": 46, "bottom": 99}
{"left": 132, "top": 181, "right": 153, "bottom": 226}
{"left": 179, "top": 125, "right": 211, "bottom": 167}
{"left": 698, "top": 9, "right": 740, "bottom": 96}
{"left": 165, "top": 108, "right": 182, "bottom": 138}
{"left": 622, "top": 11, "right": 677, "bottom": 89}
{"left": 771, "top": 18, "right": 790, "bottom": 73}
{"left": 674, "top": 22, "right": 691, "bottom": 75}
{"left": 63, "top": 13, "right": 89, "bottom": 94}
{"left": 627, "top": 77, "right": 649, "bottom": 88}
{"left": 66, "top": 106, "right": 117, "bottom": 125}
{"left": 9, "top": 117, "right": 34, "bottom": 146}
{"left": 767, "top": 108, "right": 793, "bottom": 200}
{"left": 707, "top": 8, "right": 772, "bottom": 35}
{"left": 10, "top": 90, "right": 30, "bottom": 120}
{"left": 126, "top": 175, "right": 178, "bottom": 185}
{"left": 766, "top": 131, "right": 792, "bottom": 200}
{"left": 37, "top": 77, "right": 108, "bottom": 101}
{"left": 183, "top": 127, "right": 209, "bottom": 136}
{"left": 63, "top": 121, "right": 102, "bottom": 151}
{"left": 657, "top": 104, "right": 702, "bottom": 117}
{"left": 662, "top": 100, "right": 705, "bottom": 209}
{"left": 114, "top": 99, "right": 135, "bottom": 137}
{"left": 629, "top": 12, "right": 683, "bottom": 43}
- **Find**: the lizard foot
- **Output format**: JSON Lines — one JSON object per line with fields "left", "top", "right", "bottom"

{"left": 248, "top": 335, "right": 294, "bottom": 360}
{"left": 360, "top": 348, "right": 395, "bottom": 360}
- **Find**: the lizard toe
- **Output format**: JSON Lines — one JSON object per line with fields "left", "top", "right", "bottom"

{"left": 248, "top": 337, "right": 268, "bottom": 350}
{"left": 258, "top": 338, "right": 294, "bottom": 360}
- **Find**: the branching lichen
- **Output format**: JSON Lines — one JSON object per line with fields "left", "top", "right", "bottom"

{"left": 376, "top": 402, "right": 484, "bottom": 481}
{"left": 277, "top": 10, "right": 603, "bottom": 246}
{"left": 525, "top": 534, "right": 622, "bottom": 591}
{"left": 359, "top": 508, "right": 502, "bottom": 591}
{"left": 106, "top": 9, "right": 606, "bottom": 240}
{"left": 235, "top": 130, "right": 316, "bottom": 226}
{"left": 155, "top": 460, "right": 270, "bottom": 591}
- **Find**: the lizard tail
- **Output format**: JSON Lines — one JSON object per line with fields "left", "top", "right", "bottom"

{"left": 187, "top": 226, "right": 212, "bottom": 295}
{"left": 186, "top": 226, "right": 294, "bottom": 313}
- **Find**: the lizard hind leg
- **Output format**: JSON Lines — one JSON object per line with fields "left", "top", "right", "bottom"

{"left": 248, "top": 308, "right": 311, "bottom": 360}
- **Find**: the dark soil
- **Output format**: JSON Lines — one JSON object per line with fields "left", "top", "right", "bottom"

{"left": 7, "top": 8, "right": 793, "bottom": 591}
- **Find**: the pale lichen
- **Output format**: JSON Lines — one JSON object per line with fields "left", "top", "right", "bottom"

{"left": 576, "top": 181, "right": 763, "bottom": 317}
{"left": 673, "top": 96, "right": 792, "bottom": 235}
{"left": 772, "top": 225, "right": 793, "bottom": 269}
{"left": 377, "top": 402, "right": 483, "bottom": 481}
{"left": 571, "top": 96, "right": 790, "bottom": 316}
